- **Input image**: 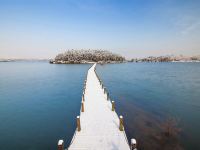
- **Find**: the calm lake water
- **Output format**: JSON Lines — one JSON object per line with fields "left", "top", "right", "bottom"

{"left": 0, "top": 61, "right": 90, "bottom": 150}
{"left": 0, "top": 62, "right": 199, "bottom": 150}
{"left": 97, "top": 63, "right": 200, "bottom": 150}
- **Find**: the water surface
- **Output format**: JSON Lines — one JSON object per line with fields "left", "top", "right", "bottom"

{"left": 97, "top": 62, "right": 200, "bottom": 150}
{"left": 0, "top": 61, "right": 90, "bottom": 150}
{"left": 0, "top": 62, "right": 199, "bottom": 150}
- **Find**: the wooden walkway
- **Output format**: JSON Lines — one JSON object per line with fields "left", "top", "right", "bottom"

{"left": 66, "top": 63, "right": 130, "bottom": 150}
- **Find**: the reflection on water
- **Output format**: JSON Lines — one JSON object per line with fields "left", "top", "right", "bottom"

{"left": 97, "top": 62, "right": 200, "bottom": 150}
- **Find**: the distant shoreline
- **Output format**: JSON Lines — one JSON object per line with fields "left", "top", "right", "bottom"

{"left": 0, "top": 59, "right": 49, "bottom": 62}
{"left": 129, "top": 55, "right": 200, "bottom": 63}
{"left": 128, "top": 60, "right": 200, "bottom": 63}
{"left": 1, "top": 59, "right": 200, "bottom": 63}
{"left": 1, "top": 54, "right": 200, "bottom": 64}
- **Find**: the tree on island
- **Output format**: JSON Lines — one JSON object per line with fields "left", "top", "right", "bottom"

{"left": 50, "top": 49, "right": 125, "bottom": 64}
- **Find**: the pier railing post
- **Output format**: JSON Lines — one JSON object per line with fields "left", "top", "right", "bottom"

{"left": 77, "top": 116, "right": 81, "bottom": 131}
{"left": 81, "top": 102, "right": 84, "bottom": 112}
{"left": 58, "top": 139, "right": 64, "bottom": 150}
{"left": 112, "top": 101, "right": 115, "bottom": 111}
{"left": 119, "top": 115, "right": 124, "bottom": 131}
{"left": 107, "top": 92, "right": 109, "bottom": 100}
{"left": 131, "top": 138, "right": 137, "bottom": 150}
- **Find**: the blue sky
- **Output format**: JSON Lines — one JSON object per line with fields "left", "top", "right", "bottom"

{"left": 0, "top": 0, "right": 200, "bottom": 58}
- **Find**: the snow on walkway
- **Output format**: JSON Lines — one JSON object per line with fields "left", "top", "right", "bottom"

{"left": 68, "top": 63, "right": 130, "bottom": 150}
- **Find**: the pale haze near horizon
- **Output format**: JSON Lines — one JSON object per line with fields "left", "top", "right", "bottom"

{"left": 0, "top": 0, "right": 200, "bottom": 59}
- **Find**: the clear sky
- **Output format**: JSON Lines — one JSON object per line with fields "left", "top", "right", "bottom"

{"left": 0, "top": 0, "right": 200, "bottom": 59}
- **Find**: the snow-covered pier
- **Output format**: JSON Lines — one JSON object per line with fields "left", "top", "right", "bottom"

{"left": 58, "top": 63, "right": 136, "bottom": 150}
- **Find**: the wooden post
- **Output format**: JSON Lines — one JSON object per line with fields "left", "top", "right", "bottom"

{"left": 102, "top": 84, "right": 103, "bottom": 89}
{"left": 58, "top": 140, "right": 64, "bottom": 150}
{"left": 77, "top": 116, "right": 81, "bottom": 131}
{"left": 112, "top": 101, "right": 115, "bottom": 111}
{"left": 81, "top": 101, "right": 84, "bottom": 112}
{"left": 107, "top": 92, "right": 109, "bottom": 100}
{"left": 119, "top": 115, "right": 124, "bottom": 131}
{"left": 131, "top": 138, "right": 137, "bottom": 150}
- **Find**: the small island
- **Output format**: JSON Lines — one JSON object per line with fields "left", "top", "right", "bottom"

{"left": 50, "top": 50, "right": 125, "bottom": 64}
